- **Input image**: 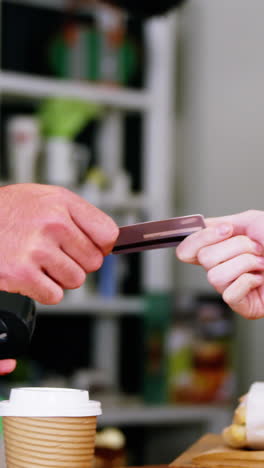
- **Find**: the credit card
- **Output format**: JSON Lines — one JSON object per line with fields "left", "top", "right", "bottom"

{"left": 112, "top": 214, "right": 205, "bottom": 254}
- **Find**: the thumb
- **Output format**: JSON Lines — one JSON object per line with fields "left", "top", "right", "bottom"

{"left": 205, "top": 210, "right": 261, "bottom": 236}
{"left": 246, "top": 212, "right": 264, "bottom": 246}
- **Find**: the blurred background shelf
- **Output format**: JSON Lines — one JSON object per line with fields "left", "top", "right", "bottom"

{"left": 98, "top": 193, "right": 148, "bottom": 212}
{"left": 37, "top": 295, "right": 144, "bottom": 315}
{"left": 0, "top": 71, "right": 151, "bottom": 111}
{"left": 0, "top": 183, "right": 148, "bottom": 213}
{"left": 99, "top": 399, "right": 232, "bottom": 432}
{"left": 0, "top": 2, "right": 242, "bottom": 464}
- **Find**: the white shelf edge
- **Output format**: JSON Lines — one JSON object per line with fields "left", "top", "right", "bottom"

{"left": 0, "top": 182, "right": 149, "bottom": 213}
{"left": 36, "top": 295, "right": 144, "bottom": 315}
{"left": 98, "top": 403, "right": 232, "bottom": 426}
{"left": 0, "top": 71, "right": 151, "bottom": 111}
{"left": 99, "top": 193, "right": 148, "bottom": 212}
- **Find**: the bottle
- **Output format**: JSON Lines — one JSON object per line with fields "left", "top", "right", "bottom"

{"left": 44, "top": 137, "right": 78, "bottom": 187}
{"left": 191, "top": 295, "right": 235, "bottom": 403}
{"left": 166, "top": 304, "right": 194, "bottom": 403}
{"left": 94, "top": 3, "right": 126, "bottom": 85}
{"left": 143, "top": 293, "right": 172, "bottom": 404}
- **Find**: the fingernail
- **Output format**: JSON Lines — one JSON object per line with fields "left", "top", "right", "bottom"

{"left": 217, "top": 224, "right": 232, "bottom": 236}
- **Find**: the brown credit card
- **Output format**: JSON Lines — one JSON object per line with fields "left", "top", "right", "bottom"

{"left": 112, "top": 214, "right": 205, "bottom": 254}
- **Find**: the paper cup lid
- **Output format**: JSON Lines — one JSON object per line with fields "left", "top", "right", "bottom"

{"left": 0, "top": 387, "right": 102, "bottom": 417}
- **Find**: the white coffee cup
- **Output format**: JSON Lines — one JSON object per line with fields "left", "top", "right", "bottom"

{"left": 0, "top": 387, "right": 101, "bottom": 468}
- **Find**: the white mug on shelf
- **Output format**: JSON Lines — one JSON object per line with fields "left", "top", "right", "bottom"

{"left": 44, "top": 137, "right": 78, "bottom": 187}
{"left": 6, "top": 116, "right": 41, "bottom": 183}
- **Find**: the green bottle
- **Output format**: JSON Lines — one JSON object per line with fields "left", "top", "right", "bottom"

{"left": 142, "top": 293, "right": 172, "bottom": 404}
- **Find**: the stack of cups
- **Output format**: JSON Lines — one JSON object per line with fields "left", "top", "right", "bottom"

{"left": 0, "top": 387, "right": 102, "bottom": 468}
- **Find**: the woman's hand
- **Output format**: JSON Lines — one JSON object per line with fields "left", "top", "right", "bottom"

{"left": 176, "top": 210, "right": 264, "bottom": 319}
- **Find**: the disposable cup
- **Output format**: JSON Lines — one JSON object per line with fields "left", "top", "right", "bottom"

{"left": 0, "top": 387, "right": 101, "bottom": 468}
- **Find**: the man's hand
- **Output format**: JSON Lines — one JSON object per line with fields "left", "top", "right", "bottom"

{"left": 0, "top": 184, "right": 119, "bottom": 305}
{"left": 176, "top": 210, "right": 264, "bottom": 320}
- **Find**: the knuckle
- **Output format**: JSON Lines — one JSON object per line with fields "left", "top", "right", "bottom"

{"left": 243, "top": 236, "right": 255, "bottom": 252}
{"left": 245, "top": 252, "right": 253, "bottom": 262}
{"left": 16, "top": 263, "right": 35, "bottom": 283}
{"left": 70, "top": 269, "right": 86, "bottom": 289}
{"left": 59, "top": 266, "right": 86, "bottom": 289}
{"left": 46, "top": 219, "right": 68, "bottom": 235}
{"left": 176, "top": 245, "right": 183, "bottom": 259}
{"left": 42, "top": 213, "right": 69, "bottom": 236}
{"left": 245, "top": 209, "right": 260, "bottom": 217}
{"left": 236, "top": 235, "right": 248, "bottom": 246}
{"left": 244, "top": 253, "right": 258, "bottom": 268}
{"left": 52, "top": 185, "right": 70, "bottom": 199}
{"left": 31, "top": 247, "right": 49, "bottom": 263}
{"left": 112, "top": 224, "right": 120, "bottom": 243}
{"left": 176, "top": 244, "right": 190, "bottom": 262}
{"left": 246, "top": 273, "right": 256, "bottom": 288}
{"left": 106, "top": 220, "right": 119, "bottom": 244}
{"left": 204, "top": 227, "right": 218, "bottom": 242}
{"left": 222, "top": 289, "right": 234, "bottom": 306}
{"left": 197, "top": 248, "right": 211, "bottom": 268}
{"left": 207, "top": 268, "right": 221, "bottom": 289}
{"left": 175, "top": 245, "right": 184, "bottom": 260}
{"left": 40, "top": 287, "right": 64, "bottom": 305}
{"left": 89, "top": 252, "right": 104, "bottom": 272}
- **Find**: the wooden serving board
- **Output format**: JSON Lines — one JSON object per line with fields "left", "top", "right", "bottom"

{"left": 171, "top": 433, "right": 264, "bottom": 467}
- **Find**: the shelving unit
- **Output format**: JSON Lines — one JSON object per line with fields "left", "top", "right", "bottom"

{"left": 36, "top": 295, "right": 144, "bottom": 316}
{"left": 0, "top": 71, "right": 151, "bottom": 111}
{"left": 99, "top": 401, "right": 232, "bottom": 433}
{"left": 0, "top": 0, "right": 232, "bottom": 435}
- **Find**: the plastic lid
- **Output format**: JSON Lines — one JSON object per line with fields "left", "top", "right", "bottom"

{"left": 0, "top": 387, "right": 102, "bottom": 417}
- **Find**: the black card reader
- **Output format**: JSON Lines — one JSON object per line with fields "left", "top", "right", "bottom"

{"left": 0, "top": 292, "right": 36, "bottom": 359}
